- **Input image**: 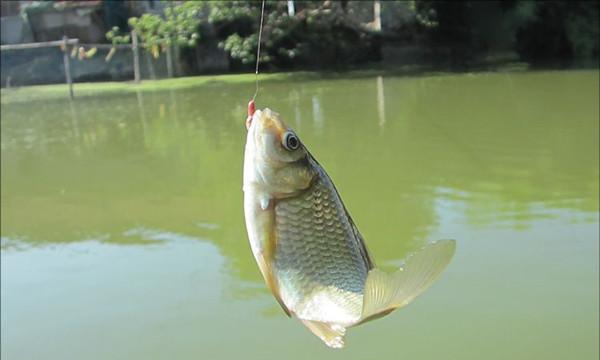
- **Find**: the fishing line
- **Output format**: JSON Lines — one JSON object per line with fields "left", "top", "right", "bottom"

{"left": 252, "top": 0, "right": 266, "bottom": 102}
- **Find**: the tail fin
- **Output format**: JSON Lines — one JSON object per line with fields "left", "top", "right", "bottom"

{"left": 360, "top": 240, "right": 456, "bottom": 323}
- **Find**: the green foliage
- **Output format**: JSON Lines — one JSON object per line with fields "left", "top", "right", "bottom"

{"left": 106, "top": 26, "right": 130, "bottom": 45}
{"left": 105, "top": 26, "right": 130, "bottom": 62}
{"left": 100, "top": 0, "right": 599, "bottom": 71}
{"left": 566, "top": 9, "right": 600, "bottom": 59}
{"left": 406, "top": 0, "right": 598, "bottom": 64}
{"left": 126, "top": 1, "right": 203, "bottom": 58}
{"left": 207, "top": 1, "right": 380, "bottom": 70}
{"left": 409, "top": 0, "right": 439, "bottom": 28}
{"left": 164, "top": 1, "right": 203, "bottom": 47}
{"left": 208, "top": 1, "right": 258, "bottom": 24}
{"left": 208, "top": 0, "right": 262, "bottom": 65}
{"left": 220, "top": 33, "right": 259, "bottom": 65}
{"left": 515, "top": 1, "right": 599, "bottom": 62}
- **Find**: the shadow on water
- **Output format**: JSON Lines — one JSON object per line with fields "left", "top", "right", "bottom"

{"left": 1, "top": 70, "right": 598, "bottom": 288}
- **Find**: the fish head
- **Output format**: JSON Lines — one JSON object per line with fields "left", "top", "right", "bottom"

{"left": 244, "top": 108, "right": 315, "bottom": 198}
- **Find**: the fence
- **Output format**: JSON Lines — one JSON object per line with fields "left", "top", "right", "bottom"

{"left": 0, "top": 31, "right": 180, "bottom": 98}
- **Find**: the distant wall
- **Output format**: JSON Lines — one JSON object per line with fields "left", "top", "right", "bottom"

{"left": 1, "top": 46, "right": 131, "bottom": 86}
{"left": 0, "top": 42, "right": 229, "bottom": 87}
{"left": 26, "top": 5, "right": 106, "bottom": 43}
{"left": 0, "top": 15, "right": 33, "bottom": 44}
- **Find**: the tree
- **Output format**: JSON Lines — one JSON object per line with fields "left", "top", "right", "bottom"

{"left": 106, "top": 1, "right": 204, "bottom": 77}
{"left": 409, "top": 0, "right": 599, "bottom": 65}
{"left": 207, "top": 1, "right": 381, "bottom": 70}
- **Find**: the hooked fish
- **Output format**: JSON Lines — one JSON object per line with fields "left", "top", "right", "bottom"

{"left": 243, "top": 106, "right": 455, "bottom": 348}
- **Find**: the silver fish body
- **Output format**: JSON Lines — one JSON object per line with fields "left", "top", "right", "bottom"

{"left": 243, "top": 108, "right": 455, "bottom": 348}
{"left": 274, "top": 161, "right": 372, "bottom": 326}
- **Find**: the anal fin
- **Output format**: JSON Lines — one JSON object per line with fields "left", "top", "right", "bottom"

{"left": 301, "top": 320, "right": 346, "bottom": 349}
{"left": 360, "top": 240, "right": 456, "bottom": 323}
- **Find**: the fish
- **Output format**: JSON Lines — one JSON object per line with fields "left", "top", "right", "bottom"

{"left": 243, "top": 107, "right": 456, "bottom": 348}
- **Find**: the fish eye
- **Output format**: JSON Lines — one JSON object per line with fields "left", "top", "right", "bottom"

{"left": 282, "top": 132, "right": 300, "bottom": 151}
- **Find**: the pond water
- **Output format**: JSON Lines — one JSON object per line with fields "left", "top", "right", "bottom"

{"left": 1, "top": 70, "right": 598, "bottom": 360}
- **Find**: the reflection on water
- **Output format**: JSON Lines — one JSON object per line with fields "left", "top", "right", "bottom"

{"left": 376, "top": 75, "right": 386, "bottom": 128}
{"left": 1, "top": 70, "right": 598, "bottom": 360}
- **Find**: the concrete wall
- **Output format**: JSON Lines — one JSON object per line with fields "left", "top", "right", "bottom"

{"left": 1, "top": 15, "right": 34, "bottom": 44}
{"left": 0, "top": 43, "right": 229, "bottom": 87}
{"left": 27, "top": 6, "right": 106, "bottom": 43}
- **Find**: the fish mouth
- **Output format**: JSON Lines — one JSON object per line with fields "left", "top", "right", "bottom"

{"left": 246, "top": 108, "right": 259, "bottom": 130}
{"left": 252, "top": 108, "right": 287, "bottom": 142}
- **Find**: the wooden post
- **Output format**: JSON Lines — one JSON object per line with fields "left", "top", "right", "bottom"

{"left": 62, "top": 36, "right": 74, "bottom": 99}
{"left": 373, "top": 0, "right": 382, "bottom": 32}
{"left": 166, "top": 44, "right": 173, "bottom": 78}
{"left": 131, "top": 30, "right": 140, "bottom": 83}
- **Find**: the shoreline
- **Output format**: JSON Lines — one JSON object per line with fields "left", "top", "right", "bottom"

{"left": 2, "top": 63, "right": 597, "bottom": 104}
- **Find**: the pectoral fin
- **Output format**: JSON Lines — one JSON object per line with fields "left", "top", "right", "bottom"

{"left": 360, "top": 240, "right": 456, "bottom": 323}
{"left": 259, "top": 195, "right": 270, "bottom": 210}
{"left": 301, "top": 320, "right": 346, "bottom": 349}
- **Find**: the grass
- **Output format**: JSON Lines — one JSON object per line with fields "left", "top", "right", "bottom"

{"left": 0, "top": 67, "right": 421, "bottom": 104}
{"left": 0, "top": 72, "right": 311, "bottom": 104}
{"left": 0, "top": 61, "right": 534, "bottom": 104}
{"left": 0, "top": 62, "right": 456, "bottom": 105}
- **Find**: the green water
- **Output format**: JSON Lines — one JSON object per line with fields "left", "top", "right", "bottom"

{"left": 1, "top": 70, "right": 598, "bottom": 360}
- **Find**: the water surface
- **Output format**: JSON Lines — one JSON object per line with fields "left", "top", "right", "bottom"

{"left": 1, "top": 70, "right": 598, "bottom": 359}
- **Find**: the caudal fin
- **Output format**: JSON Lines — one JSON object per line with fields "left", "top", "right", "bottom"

{"left": 360, "top": 240, "right": 456, "bottom": 323}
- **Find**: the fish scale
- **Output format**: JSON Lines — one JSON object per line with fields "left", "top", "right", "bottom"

{"left": 273, "top": 164, "right": 369, "bottom": 321}
{"left": 243, "top": 108, "right": 456, "bottom": 347}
